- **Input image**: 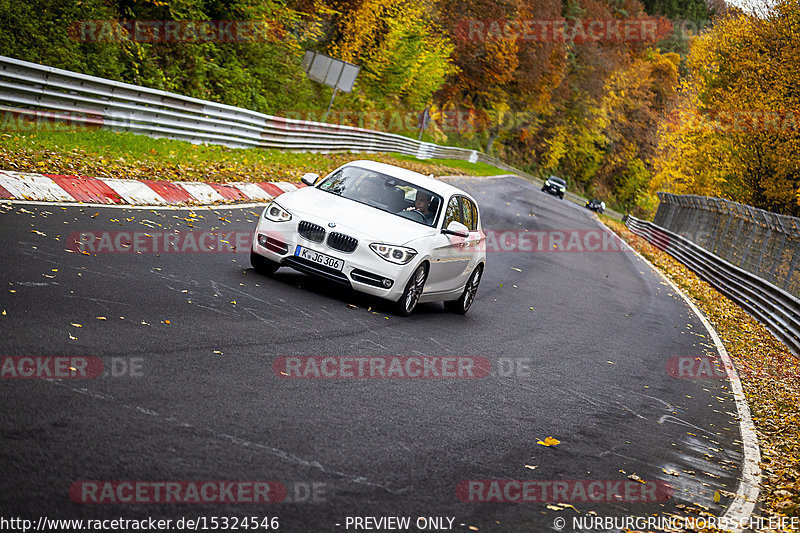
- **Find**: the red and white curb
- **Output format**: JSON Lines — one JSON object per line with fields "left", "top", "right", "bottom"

{"left": 0, "top": 170, "right": 306, "bottom": 206}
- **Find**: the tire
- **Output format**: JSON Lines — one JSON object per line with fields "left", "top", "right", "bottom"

{"left": 444, "top": 265, "right": 483, "bottom": 315}
{"left": 394, "top": 263, "right": 428, "bottom": 316}
{"left": 559, "top": 193, "right": 564, "bottom": 199}
{"left": 251, "top": 251, "right": 279, "bottom": 276}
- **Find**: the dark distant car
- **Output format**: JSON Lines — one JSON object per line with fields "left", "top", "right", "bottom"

{"left": 541, "top": 176, "right": 566, "bottom": 199}
{"left": 586, "top": 198, "right": 606, "bottom": 213}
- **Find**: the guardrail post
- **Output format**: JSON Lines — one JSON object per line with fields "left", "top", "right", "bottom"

{"left": 770, "top": 231, "right": 788, "bottom": 282}
{"left": 755, "top": 226, "right": 772, "bottom": 278}
{"left": 653, "top": 200, "right": 668, "bottom": 226}
{"left": 785, "top": 243, "right": 800, "bottom": 292}
{"left": 708, "top": 199, "right": 722, "bottom": 252}
{"left": 740, "top": 217, "right": 761, "bottom": 270}
{"left": 727, "top": 218, "right": 745, "bottom": 265}
{"left": 714, "top": 202, "right": 735, "bottom": 256}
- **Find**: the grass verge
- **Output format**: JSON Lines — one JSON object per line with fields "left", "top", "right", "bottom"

{"left": 389, "top": 153, "right": 510, "bottom": 176}
{"left": 0, "top": 128, "right": 509, "bottom": 183}
{"left": 602, "top": 216, "right": 800, "bottom": 531}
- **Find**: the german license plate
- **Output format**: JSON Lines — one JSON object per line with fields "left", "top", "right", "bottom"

{"left": 295, "top": 245, "right": 344, "bottom": 270}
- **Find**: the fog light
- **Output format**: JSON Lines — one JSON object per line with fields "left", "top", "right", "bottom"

{"left": 258, "top": 234, "right": 268, "bottom": 246}
{"left": 382, "top": 279, "right": 393, "bottom": 288}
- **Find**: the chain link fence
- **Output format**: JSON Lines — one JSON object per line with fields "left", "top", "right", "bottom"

{"left": 653, "top": 192, "right": 800, "bottom": 297}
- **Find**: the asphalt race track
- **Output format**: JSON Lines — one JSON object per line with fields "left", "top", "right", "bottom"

{"left": 1, "top": 176, "right": 746, "bottom": 532}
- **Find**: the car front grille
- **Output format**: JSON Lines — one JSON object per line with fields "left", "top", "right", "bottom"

{"left": 298, "top": 220, "right": 325, "bottom": 243}
{"left": 327, "top": 232, "right": 358, "bottom": 253}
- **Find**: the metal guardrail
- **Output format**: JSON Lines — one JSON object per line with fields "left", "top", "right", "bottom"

{"left": 625, "top": 215, "right": 800, "bottom": 357}
{"left": 0, "top": 55, "right": 624, "bottom": 219}
{"left": 0, "top": 56, "right": 522, "bottom": 170}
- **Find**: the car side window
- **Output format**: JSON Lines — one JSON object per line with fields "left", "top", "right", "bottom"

{"left": 462, "top": 197, "right": 478, "bottom": 231}
{"left": 443, "top": 196, "right": 462, "bottom": 228}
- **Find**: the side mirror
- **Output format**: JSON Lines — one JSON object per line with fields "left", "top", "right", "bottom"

{"left": 301, "top": 173, "right": 320, "bottom": 186}
{"left": 442, "top": 220, "right": 469, "bottom": 238}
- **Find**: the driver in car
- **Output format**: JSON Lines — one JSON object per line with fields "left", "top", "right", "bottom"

{"left": 405, "top": 191, "right": 435, "bottom": 225}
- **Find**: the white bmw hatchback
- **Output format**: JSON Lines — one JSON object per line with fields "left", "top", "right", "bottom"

{"left": 250, "top": 160, "right": 486, "bottom": 315}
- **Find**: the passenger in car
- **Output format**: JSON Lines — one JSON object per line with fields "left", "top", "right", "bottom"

{"left": 351, "top": 176, "right": 384, "bottom": 203}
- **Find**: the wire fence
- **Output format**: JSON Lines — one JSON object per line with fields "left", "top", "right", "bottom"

{"left": 653, "top": 193, "right": 800, "bottom": 297}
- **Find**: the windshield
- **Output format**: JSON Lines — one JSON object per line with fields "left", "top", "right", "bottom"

{"left": 317, "top": 166, "right": 442, "bottom": 227}
{"left": 549, "top": 177, "right": 566, "bottom": 186}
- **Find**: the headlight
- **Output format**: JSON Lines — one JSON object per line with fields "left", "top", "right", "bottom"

{"left": 263, "top": 201, "right": 292, "bottom": 222}
{"left": 369, "top": 243, "right": 417, "bottom": 265}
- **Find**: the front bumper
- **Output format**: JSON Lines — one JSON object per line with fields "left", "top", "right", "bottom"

{"left": 251, "top": 218, "right": 416, "bottom": 301}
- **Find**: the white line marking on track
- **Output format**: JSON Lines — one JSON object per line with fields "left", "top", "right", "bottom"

{"left": 48, "top": 380, "right": 410, "bottom": 494}
{"left": 598, "top": 217, "right": 761, "bottom": 532}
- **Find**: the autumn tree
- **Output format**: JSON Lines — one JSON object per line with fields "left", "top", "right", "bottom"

{"left": 649, "top": 0, "right": 800, "bottom": 216}
{"left": 316, "top": 0, "right": 456, "bottom": 111}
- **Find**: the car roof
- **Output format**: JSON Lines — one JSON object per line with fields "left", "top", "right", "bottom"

{"left": 341, "top": 160, "right": 478, "bottom": 202}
